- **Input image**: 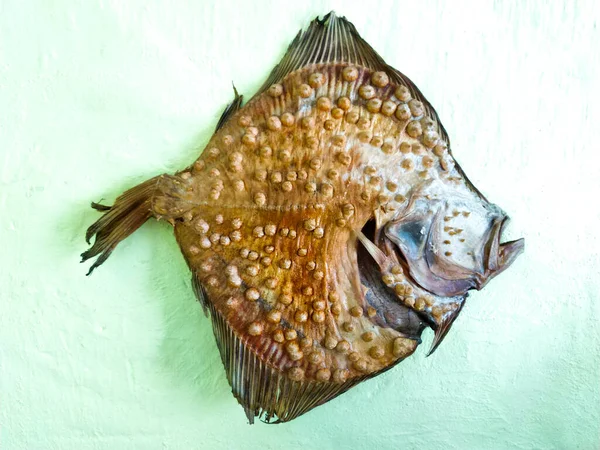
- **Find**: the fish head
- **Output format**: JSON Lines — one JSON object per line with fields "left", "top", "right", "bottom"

{"left": 384, "top": 179, "right": 524, "bottom": 297}
{"left": 359, "top": 178, "right": 524, "bottom": 354}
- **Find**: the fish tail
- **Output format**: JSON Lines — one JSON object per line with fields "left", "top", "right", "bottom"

{"left": 81, "top": 176, "right": 162, "bottom": 275}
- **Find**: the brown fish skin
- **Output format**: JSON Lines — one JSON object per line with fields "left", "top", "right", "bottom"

{"left": 172, "top": 63, "right": 428, "bottom": 378}
{"left": 82, "top": 12, "right": 523, "bottom": 423}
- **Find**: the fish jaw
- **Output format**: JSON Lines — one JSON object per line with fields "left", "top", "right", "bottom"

{"left": 426, "top": 229, "right": 524, "bottom": 355}
{"left": 478, "top": 216, "right": 525, "bottom": 289}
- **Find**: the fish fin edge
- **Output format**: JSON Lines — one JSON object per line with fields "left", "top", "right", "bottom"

{"left": 198, "top": 288, "right": 365, "bottom": 423}
{"left": 254, "top": 12, "right": 451, "bottom": 143}
{"left": 191, "top": 275, "right": 210, "bottom": 317}
{"left": 215, "top": 84, "right": 243, "bottom": 132}
{"left": 81, "top": 176, "right": 163, "bottom": 275}
{"left": 427, "top": 299, "right": 466, "bottom": 356}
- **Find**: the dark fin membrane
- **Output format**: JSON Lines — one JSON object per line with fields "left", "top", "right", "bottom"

{"left": 191, "top": 275, "right": 209, "bottom": 317}
{"left": 81, "top": 176, "right": 161, "bottom": 275}
{"left": 193, "top": 275, "right": 417, "bottom": 423}
{"left": 206, "top": 299, "right": 360, "bottom": 423}
{"left": 91, "top": 202, "right": 111, "bottom": 212}
{"left": 215, "top": 84, "right": 243, "bottom": 132}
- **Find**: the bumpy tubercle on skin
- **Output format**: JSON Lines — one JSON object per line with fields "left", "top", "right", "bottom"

{"left": 355, "top": 219, "right": 463, "bottom": 331}
{"left": 155, "top": 63, "right": 467, "bottom": 382}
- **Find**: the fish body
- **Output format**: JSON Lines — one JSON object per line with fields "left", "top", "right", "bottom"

{"left": 82, "top": 13, "right": 524, "bottom": 423}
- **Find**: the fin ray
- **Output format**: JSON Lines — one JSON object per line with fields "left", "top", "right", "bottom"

{"left": 194, "top": 273, "right": 369, "bottom": 423}
{"left": 253, "top": 11, "right": 451, "bottom": 146}
{"left": 82, "top": 176, "right": 161, "bottom": 275}
{"left": 427, "top": 300, "right": 466, "bottom": 356}
{"left": 191, "top": 275, "right": 210, "bottom": 317}
{"left": 215, "top": 84, "right": 243, "bottom": 132}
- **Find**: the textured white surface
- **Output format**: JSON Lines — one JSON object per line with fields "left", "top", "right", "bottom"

{"left": 1, "top": 1, "right": 599, "bottom": 449}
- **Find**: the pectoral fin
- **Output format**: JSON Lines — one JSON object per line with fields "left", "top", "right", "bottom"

{"left": 427, "top": 299, "right": 465, "bottom": 356}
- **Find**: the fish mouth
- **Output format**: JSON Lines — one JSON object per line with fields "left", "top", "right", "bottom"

{"left": 478, "top": 215, "right": 524, "bottom": 289}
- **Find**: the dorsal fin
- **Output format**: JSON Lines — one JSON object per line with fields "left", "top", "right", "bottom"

{"left": 215, "top": 84, "right": 243, "bottom": 132}
{"left": 256, "top": 11, "right": 494, "bottom": 200}
{"left": 256, "top": 11, "right": 380, "bottom": 92}
{"left": 254, "top": 11, "right": 450, "bottom": 144}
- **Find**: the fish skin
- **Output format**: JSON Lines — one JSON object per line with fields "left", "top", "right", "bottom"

{"left": 82, "top": 12, "right": 523, "bottom": 423}
{"left": 168, "top": 62, "right": 427, "bottom": 377}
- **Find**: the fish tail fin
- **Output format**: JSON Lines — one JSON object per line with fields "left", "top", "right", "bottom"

{"left": 81, "top": 176, "right": 162, "bottom": 275}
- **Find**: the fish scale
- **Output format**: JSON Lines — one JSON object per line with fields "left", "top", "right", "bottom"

{"left": 82, "top": 12, "right": 523, "bottom": 423}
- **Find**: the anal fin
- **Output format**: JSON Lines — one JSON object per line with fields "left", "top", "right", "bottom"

{"left": 191, "top": 274, "right": 209, "bottom": 317}
{"left": 192, "top": 274, "right": 366, "bottom": 423}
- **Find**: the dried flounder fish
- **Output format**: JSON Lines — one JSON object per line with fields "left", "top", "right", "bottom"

{"left": 82, "top": 12, "right": 524, "bottom": 423}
